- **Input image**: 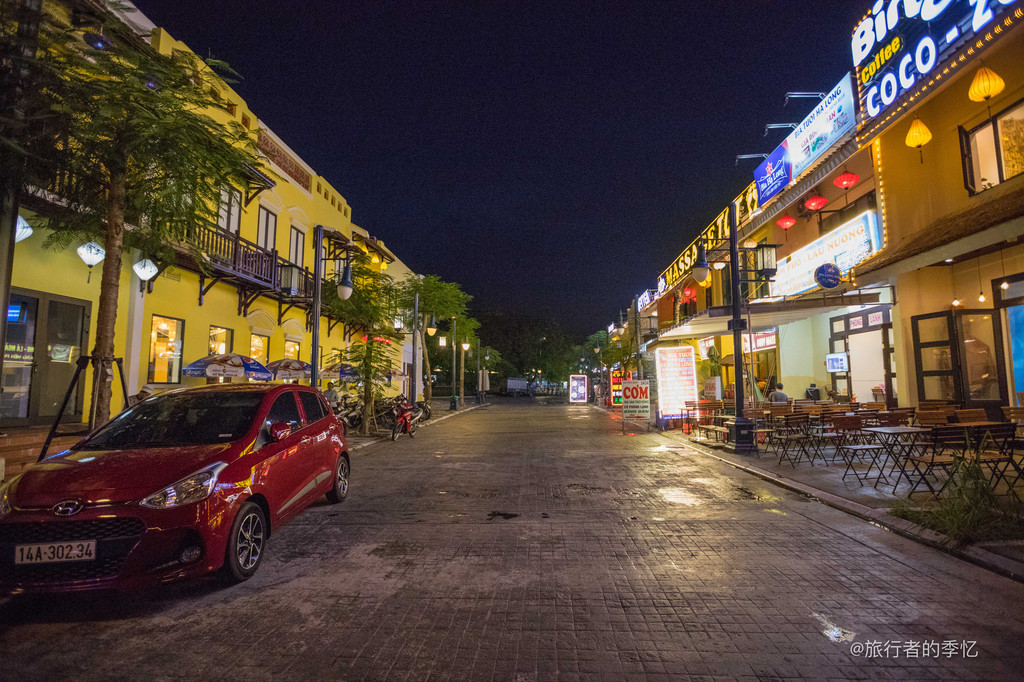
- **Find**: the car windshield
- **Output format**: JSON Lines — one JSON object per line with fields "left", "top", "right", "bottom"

{"left": 79, "top": 391, "right": 264, "bottom": 450}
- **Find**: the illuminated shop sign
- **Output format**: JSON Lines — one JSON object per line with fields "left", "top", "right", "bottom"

{"left": 770, "top": 210, "right": 882, "bottom": 298}
{"left": 655, "top": 346, "right": 699, "bottom": 419}
{"left": 754, "top": 74, "right": 856, "bottom": 203}
{"left": 852, "top": 0, "right": 1021, "bottom": 123}
{"left": 659, "top": 184, "right": 760, "bottom": 294}
{"left": 637, "top": 289, "right": 654, "bottom": 310}
{"left": 742, "top": 330, "right": 777, "bottom": 353}
{"left": 611, "top": 370, "right": 624, "bottom": 405}
{"left": 569, "top": 374, "right": 589, "bottom": 404}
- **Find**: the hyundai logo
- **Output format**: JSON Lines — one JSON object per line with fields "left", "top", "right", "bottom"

{"left": 52, "top": 499, "right": 84, "bottom": 517}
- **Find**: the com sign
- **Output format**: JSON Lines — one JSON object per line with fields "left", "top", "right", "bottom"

{"left": 622, "top": 380, "right": 651, "bottom": 420}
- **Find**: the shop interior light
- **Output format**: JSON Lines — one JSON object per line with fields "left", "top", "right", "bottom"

{"left": 133, "top": 258, "right": 159, "bottom": 281}
{"left": 905, "top": 117, "right": 932, "bottom": 163}
{"left": 804, "top": 195, "right": 828, "bottom": 212}
{"left": 968, "top": 64, "right": 1005, "bottom": 104}
{"left": 15, "top": 215, "right": 33, "bottom": 243}
{"left": 775, "top": 215, "right": 796, "bottom": 230}
{"left": 999, "top": 249, "right": 1009, "bottom": 290}
{"left": 439, "top": 335, "right": 446, "bottom": 347}
{"left": 833, "top": 172, "right": 860, "bottom": 190}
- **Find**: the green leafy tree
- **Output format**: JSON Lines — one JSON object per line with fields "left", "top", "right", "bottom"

{"left": 322, "top": 253, "right": 401, "bottom": 434}
{"left": 396, "top": 274, "right": 471, "bottom": 403}
{"left": 6, "top": 5, "right": 266, "bottom": 424}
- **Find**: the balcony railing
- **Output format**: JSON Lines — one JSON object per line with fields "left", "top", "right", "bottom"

{"left": 190, "top": 224, "right": 314, "bottom": 298}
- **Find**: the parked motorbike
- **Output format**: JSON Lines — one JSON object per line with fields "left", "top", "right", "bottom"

{"left": 336, "top": 394, "right": 363, "bottom": 433}
{"left": 416, "top": 400, "right": 432, "bottom": 421}
{"left": 391, "top": 395, "right": 423, "bottom": 440}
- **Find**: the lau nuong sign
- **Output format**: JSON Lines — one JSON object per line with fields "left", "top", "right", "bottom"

{"left": 770, "top": 210, "right": 882, "bottom": 298}
{"left": 853, "top": 0, "right": 1022, "bottom": 123}
{"left": 754, "top": 74, "right": 857, "bottom": 204}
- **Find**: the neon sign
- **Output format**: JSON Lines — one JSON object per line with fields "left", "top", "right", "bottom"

{"left": 852, "top": 0, "right": 1021, "bottom": 123}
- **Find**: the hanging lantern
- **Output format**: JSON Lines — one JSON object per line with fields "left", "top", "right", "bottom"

{"left": 833, "top": 172, "right": 860, "bottom": 190}
{"left": 905, "top": 117, "right": 932, "bottom": 163}
{"left": 336, "top": 262, "right": 354, "bottom": 300}
{"left": 15, "top": 215, "right": 33, "bottom": 243}
{"left": 968, "top": 65, "right": 1005, "bottom": 103}
{"left": 77, "top": 241, "right": 105, "bottom": 282}
{"left": 775, "top": 215, "right": 796, "bottom": 230}
{"left": 683, "top": 287, "right": 693, "bottom": 300}
{"left": 133, "top": 258, "right": 159, "bottom": 281}
{"left": 804, "top": 195, "right": 828, "bottom": 212}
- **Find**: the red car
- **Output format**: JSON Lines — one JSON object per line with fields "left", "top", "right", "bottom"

{"left": 0, "top": 384, "right": 349, "bottom": 593}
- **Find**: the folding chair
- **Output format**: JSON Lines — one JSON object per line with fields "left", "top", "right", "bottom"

{"left": 972, "top": 423, "right": 1020, "bottom": 501}
{"left": 905, "top": 426, "right": 970, "bottom": 497}
{"left": 775, "top": 413, "right": 810, "bottom": 467}
{"left": 832, "top": 416, "right": 886, "bottom": 484}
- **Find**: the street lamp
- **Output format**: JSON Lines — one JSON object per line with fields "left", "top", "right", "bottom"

{"left": 426, "top": 313, "right": 437, "bottom": 336}
{"left": 310, "top": 225, "right": 361, "bottom": 386}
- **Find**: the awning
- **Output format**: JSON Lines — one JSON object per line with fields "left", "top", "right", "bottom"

{"left": 658, "top": 290, "right": 881, "bottom": 341}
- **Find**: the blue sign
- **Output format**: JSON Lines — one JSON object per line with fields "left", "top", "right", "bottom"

{"left": 753, "top": 144, "right": 792, "bottom": 205}
{"left": 814, "top": 263, "right": 843, "bottom": 289}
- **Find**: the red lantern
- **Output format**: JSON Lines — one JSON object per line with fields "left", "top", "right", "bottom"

{"left": 804, "top": 195, "right": 828, "bottom": 211}
{"left": 776, "top": 215, "right": 796, "bottom": 230}
{"left": 683, "top": 287, "right": 693, "bottom": 299}
{"left": 833, "top": 172, "right": 860, "bottom": 190}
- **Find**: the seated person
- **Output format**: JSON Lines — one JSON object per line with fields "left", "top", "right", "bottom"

{"left": 805, "top": 383, "right": 822, "bottom": 401}
{"left": 767, "top": 383, "right": 789, "bottom": 403}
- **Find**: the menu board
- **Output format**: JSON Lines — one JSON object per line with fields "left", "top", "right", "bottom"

{"left": 610, "top": 370, "right": 624, "bottom": 405}
{"left": 655, "top": 346, "right": 699, "bottom": 419}
{"left": 569, "top": 374, "right": 588, "bottom": 404}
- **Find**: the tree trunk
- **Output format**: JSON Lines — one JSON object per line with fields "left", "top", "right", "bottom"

{"left": 91, "top": 168, "right": 126, "bottom": 426}
{"left": 360, "top": 342, "right": 373, "bottom": 436}
{"left": 420, "top": 314, "right": 432, "bottom": 403}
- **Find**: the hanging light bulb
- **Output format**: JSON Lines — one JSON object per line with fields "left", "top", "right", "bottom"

{"left": 15, "top": 215, "right": 33, "bottom": 243}
{"left": 1002, "top": 281, "right": 1010, "bottom": 290}
{"left": 952, "top": 298, "right": 961, "bottom": 307}
{"left": 336, "top": 261, "right": 354, "bottom": 300}
{"left": 978, "top": 292, "right": 986, "bottom": 303}
{"left": 133, "top": 258, "right": 159, "bottom": 282}
{"left": 968, "top": 64, "right": 1005, "bottom": 103}
{"left": 905, "top": 117, "right": 932, "bottom": 163}
{"left": 77, "top": 241, "right": 105, "bottom": 282}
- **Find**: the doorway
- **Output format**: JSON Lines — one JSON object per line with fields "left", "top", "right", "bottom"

{"left": 1, "top": 289, "right": 90, "bottom": 426}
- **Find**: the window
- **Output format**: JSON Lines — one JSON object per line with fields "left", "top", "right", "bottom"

{"left": 289, "top": 226, "right": 305, "bottom": 268}
{"left": 265, "top": 392, "right": 301, "bottom": 432}
{"left": 257, "top": 206, "right": 277, "bottom": 251}
{"left": 299, "top": 391, "right": 328, "bottom": 423}
{"left": 241, "top": 114, "right": 251, "bottom": 129}
{"left": 209, "top": 326, "right": 233, "bottom": 355}
{"left": 217, "top": 187, "right": 241, "bottom": 233}
{"left": 250, "top": 334, "right": 269, "bottom": 364}
{"left": 284, "top": 340, "right": 300, "bottom": 360}
{"left": 149, "top": 315, "right": 184, "bottom": 383}
{"left": 961, "top": 98, "right": 1024, "bottom": 194}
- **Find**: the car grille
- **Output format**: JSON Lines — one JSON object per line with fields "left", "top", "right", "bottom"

{"left": 0, "top": 518, "right": 147, "bottom": 585}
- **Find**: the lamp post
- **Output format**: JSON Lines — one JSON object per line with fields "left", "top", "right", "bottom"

{"left": 450, "top": 318, "right": 458, "bottom": 410}
{"left": 411, "top": 291, "right": 419, "bottom": 402}
{"left": 725, "top": 202, "right": 754, "bottom": 453}
{"left": 311, "top": 224, "right": 355, "bottom": 387}
{"left": 461, "top": 338, "right": 470, "bottom": 407}
{"left": 475, "top": 338, "right": 482, "bottom": 404}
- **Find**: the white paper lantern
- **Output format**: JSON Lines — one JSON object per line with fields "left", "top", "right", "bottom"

{"left": 77, "top": 241, "right": 105, "bottom": 267}
{"left": 133, "top": 258, "right": 159, "bottom": 281}
{"left": 15, "top": 216, "right": 33, "bottom": 243}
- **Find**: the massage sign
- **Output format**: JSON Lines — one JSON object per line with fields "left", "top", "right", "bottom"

{"left": 853, "top": 0, "right": 1022, "bottom": 124}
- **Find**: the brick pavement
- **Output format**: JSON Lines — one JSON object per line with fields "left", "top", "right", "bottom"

{"left": 2, "top": 399, "right": 1024, "bottom": 680}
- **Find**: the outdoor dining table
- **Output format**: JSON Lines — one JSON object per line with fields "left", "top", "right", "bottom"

{"left": 861, "top": 425, "right": 932, "bottom": 491}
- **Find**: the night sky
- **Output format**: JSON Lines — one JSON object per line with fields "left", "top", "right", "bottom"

{"left": 132, "top": 1, "right": 866, "bottom": 336}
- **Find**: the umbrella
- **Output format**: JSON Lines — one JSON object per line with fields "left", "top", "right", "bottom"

{"left": 266, "top": 359, "right": 311, "bottom": 380}
{"left": 183, "top": 353, "right": 273, "bottom": 381}
{"left": 321, "top": 361, "right": 359, "bottom": 381}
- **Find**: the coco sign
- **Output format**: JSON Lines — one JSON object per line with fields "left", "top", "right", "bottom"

{"left": 852, "top": 0, "right": 1021, "bottom": 122}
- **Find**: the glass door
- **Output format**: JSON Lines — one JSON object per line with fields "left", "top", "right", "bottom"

{"left": 911, "top": 311, "right": 959, "bottom": 404}
{"left": 956, "top": 310, "right": 1007, "bottom": 407}
{"left": 1, "top": 289, "right": 89, "bottom": 427}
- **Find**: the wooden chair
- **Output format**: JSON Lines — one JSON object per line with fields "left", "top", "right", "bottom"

{"left": 774, "top": 413, "right": 811, "bottom": 467}
{"left": 915, "top": 410, "right": 951, "bottom": 427}
{"left": 860, "top": 402, "right": 885, "bottom": 411}
{"left": 954, "top": 408, "right": 987, "bottom": 423}
{"left": 1002, "top": 406, "right": 1024, "bottom": 426}
{"left": 919, "top": 399, "right": 954, "bottom": 411}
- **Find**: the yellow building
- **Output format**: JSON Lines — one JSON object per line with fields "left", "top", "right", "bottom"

{"left": 4, "top": 10, "right": 417, "bottom": 428}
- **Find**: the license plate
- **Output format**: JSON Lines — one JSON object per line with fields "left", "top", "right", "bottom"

{"left": 14, "top": 540, "right": 96, "bottom": 564}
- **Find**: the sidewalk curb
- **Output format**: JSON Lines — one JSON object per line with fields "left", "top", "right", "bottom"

{"left": 662, "top": 430, "right": 1024, "bottom": 584}
{"left": 348, "top": 403, "right": 490, "bottom": 452}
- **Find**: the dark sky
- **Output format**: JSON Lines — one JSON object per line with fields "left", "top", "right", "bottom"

{"left": 132, "top": 1, "right": 866, "bottom": 336}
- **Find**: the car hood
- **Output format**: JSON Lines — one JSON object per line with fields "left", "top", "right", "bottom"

{"left": 10, "top": 443, "right": 238, "bottom": 507}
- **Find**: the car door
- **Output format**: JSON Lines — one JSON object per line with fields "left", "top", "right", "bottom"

{"left": 259, "top": 390, "right": 307, "bottom": 524}
{"left": 298, "top": 390, "right": 335, "bottom": 485}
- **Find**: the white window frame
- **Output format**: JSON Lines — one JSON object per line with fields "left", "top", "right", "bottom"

{"left": 257, "top": 206, "right": 277, "bottom": 251}
{"left": 218, "top": 187, "right": 241, "bottom": 233}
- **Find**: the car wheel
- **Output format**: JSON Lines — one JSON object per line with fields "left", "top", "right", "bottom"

{"left": 326, "top": 455, "right": 349, "bottom": 504}
{"left": 391, "top": 420, "right": 401, "bottom": 441}
{"left": 220, "top": 501, "right": 266, "bottom": 584}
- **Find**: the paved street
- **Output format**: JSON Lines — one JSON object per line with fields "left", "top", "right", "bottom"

{"left": 3, "top": 400, "right": 1024, "bottom": 680}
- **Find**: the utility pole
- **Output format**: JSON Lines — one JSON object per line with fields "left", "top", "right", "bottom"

{"left": 450, "top": 318, "right": 457, "bottom": 410}
{"left": 411, "top": 291, "right": 419, "bottom": 401}
{"left": 475, "top": 338, "right": 481, "bottom": 404}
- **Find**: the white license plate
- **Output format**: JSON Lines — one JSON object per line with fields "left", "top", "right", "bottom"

{"left": 14, "top": 540, "right": 96, "bottom": 564}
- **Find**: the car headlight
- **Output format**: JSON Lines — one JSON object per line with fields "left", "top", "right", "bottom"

{"left": 140, "top": 462, "right": 228, "bottom": 510}
{"left": 0, "top": 480, "right": 12, "bottom": 519}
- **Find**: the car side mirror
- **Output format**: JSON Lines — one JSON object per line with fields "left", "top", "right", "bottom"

{"left": 267, "top": 422, "right": 291, "bottom": 442}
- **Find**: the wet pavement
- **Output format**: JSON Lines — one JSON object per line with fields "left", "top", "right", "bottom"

{"left": 2, "top": 399, "right": 1024, "bottom": 680}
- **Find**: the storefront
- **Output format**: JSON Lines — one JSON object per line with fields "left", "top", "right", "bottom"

{"left": 828, "top": 305, "right": 896, "bottom": 406}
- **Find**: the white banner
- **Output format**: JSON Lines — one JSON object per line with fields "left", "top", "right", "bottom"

{"left": 622, "top": 380, "right": 651, "bottom": 420}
